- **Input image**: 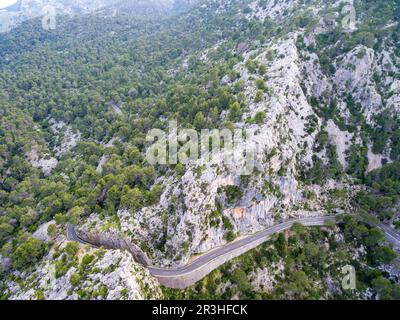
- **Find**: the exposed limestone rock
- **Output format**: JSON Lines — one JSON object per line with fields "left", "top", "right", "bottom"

{"left": 111, "top": 103, "right": 122, "bottom": 115}
{"left": 325, "top": 119, "right": 352, "bottom": 168}
{"left": 333, "top": 46, "right": 382, "bottom": 122}
{"left": 4, "top": 235, "right": 161, "bottom": 300}
{"left": 33, "top": 221, "right": 56, "bottom": 243}
{"left": 227, "top": 200, "right": 276, "bottom": 233}
{"left": 77, "top": 221, "right": 150, "bottom": 267}
{"left": 117, "top": 35, "right": 349, "bottom": 267}
{"left": 96, "top": 155, "right": 109, "bottom": 173}
{"left": 251, "top": 260, "right": 285, "bottom": 293}
{"left": 245, "top": 0, "right": 299, "bottom": 22}
{"left": 50, "top": 120, "right": 81, "bottom": 158}
{"left": 26, "top": 146, "right": 58, "bottom": 177}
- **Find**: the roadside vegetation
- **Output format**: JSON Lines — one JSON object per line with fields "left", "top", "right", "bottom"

{"left": 163, "top": 219, "right": 399, "bottom": 300}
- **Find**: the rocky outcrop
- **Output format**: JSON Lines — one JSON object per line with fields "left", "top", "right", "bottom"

{"left": 117, "top": 33, "right": 361, "bottom": 267}
{"left": 77, "top": 228, "right": 150, "bottom": 267}
{"left": 50, "top": 120, "right": 81, "bottom": 158}
{"left": 325, "top": 120, "right": 352, "bottom": 168}
{"left": 26, "top": 147, "right": 58, "bottom": 177}
{"left": 33, "top": 221, "right": 56, "bottom": 243}
{"left": 333, "top": 46, "right": 382, "bottom": 122}
{"left": 4, "top": 241, "right": 161, "bottom": 300}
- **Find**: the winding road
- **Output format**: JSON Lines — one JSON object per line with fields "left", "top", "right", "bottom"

{"left": 147, "top": 216, "right": 335, "bottom": 277}
{"left": 67, "top": 216, "right": 400, "bottom": 288}
{"left": 379, "top": 223, "right": 400, "bottom": 253}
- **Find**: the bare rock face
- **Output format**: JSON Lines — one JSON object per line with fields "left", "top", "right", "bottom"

{"left": 325, "top": 120, "right": 352, "bottom": 168}
{"left": 227, "top": 200, "right": 276, "bottom": 233}
{"left": 50, "top": 120, "right": 81, "bottom": 158}
{"left": 26, "top": 150, "right": 58, "bottom": 176}
{"left": 77, "top": 227, "right": 150, "bottom": 267}
{"left": 245, "top": 0, "right": 299, "bottom": 22}
{"left": 118, "top": 34, "right": 354, "bottom": 266}
{"left": 333, "top": 46, "right": 382, "bottom": 122}
{"left": 115, "top": 1, "right": 400, "bottom": 268}
{"left": 0, "top": 256, "right": 12, "bottom": 273}
{"left": 33, "top": 221, "right": 56, "bottom": 243}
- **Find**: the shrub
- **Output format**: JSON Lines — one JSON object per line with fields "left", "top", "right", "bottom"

{"left": 253, "top": 111, "right": 266, "bottom": 124}
{"left": 81, "top": 254, "right": 95, "bottom": 266}
{"left": 224, "top": 185, "right": 243, "bottom": 204}
{"left": 70, "top": 273, "right": 82, "bottom": 287}
{"left": 254, "top": 90, "right": 264, "bottom": 103}
{"left": 11, "top": 236, "right": 47, "bottom": 270}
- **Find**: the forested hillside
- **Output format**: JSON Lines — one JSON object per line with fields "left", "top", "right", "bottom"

{"left": 1, "top": 0, "right": 400, "bottom": 300}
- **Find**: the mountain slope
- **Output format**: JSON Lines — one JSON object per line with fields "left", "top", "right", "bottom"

{"left": 1, "top": 0, "right": 400, "bottom": 300}
{"left": 0, "top": 0, "right": 197, "bottom": 32}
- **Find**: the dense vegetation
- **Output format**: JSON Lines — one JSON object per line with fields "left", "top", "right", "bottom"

{"left": 0, "top": 0, "right": 399, "bottom": 300}
{"left": 357, "top": 161, "right": 400, "bottom": 224}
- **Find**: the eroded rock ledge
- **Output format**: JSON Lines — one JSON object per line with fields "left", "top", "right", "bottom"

{"left": 76, "top": 228, "right": 150, "bottom": 267}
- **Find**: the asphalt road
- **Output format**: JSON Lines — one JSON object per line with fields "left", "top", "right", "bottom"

{"left": 379, "top": 224, "right": 400, "bottom": 252}
{"left": 67, "top": 216, "right": 400, "bottom": 278}
{"left": 148, "top": 216, "right": 335, "bottom": 277}
{"left": 67, "top": 223, "right": 82, "bottom": 243}
{"left": 67, "top": 223, "right": 98, "bottom": 247}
